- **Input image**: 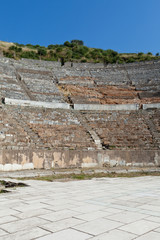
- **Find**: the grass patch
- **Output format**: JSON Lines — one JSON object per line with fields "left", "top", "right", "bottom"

{"left": 0, "top": 189, "right": 10, "bottom": 194}
{"left": 17, "top": 171, "right": 160, "bottom": 182}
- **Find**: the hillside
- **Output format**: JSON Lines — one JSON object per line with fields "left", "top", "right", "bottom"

{"left": 0, "top": 40, "right": 159, "bottom": 64}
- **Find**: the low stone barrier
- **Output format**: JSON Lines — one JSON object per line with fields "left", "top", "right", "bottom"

{"left": 143, "top": 103, "right": 160, "bottom": 110}
{"left": 74, "top": 104, "right": 140, "bottom": 111}
{"left": 4, "top": 98, "right": 71, "bottom": 109}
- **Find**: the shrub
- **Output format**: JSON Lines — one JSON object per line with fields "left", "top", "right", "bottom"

{"left": 117, "top": 58, "right": 125, "bottom": 64}
{"left": 37, "top": 47, "right": 47, "bottom": 56}
{"left": 34, "top": 45, "right": 41, "bottom": 49}
{"left": 48, "top": 44, "right": 55, "bottom": 49}
{"left": 72, "top": 46, "right": 89, "bottom": 57}
{"left": 138, "top": 52, "right": 143, "bottom": 56}
{"left": 21, "top": 51, "right": 39, "bottom": 59}
{"left": 85, "top": 52, "right": 92, "bottom": 59}
{"left": 90, "top": 49, "right": 103, "bottom": 59}
{"left": 14, "top": 43, "right": 25, "bottom": 47}
{"left": 3, "top": 51, "right": 14, "bottom": 58}
{"left": 65, "top": 49, "right": 72, "bottom": 59}
{"left": 56, "top": 47, "right": 62, "bottom": 53}
{"left": 9, "top": 46, "right": 17, "bottom": 51}
{"left": 72, "top": 52, "right": 81, "bottom": 59}
{"left": 81, "top": 58, "right": 87, "bottom": 63}
{"left": 26, "top": 44, "right": 35, "bottom": 49}
{"left": 103, "top": 50, "right": 119, "bottom": 63}
{"left": 9, "top": 46, "right": 22, "bottom": 52}
{"left": 126, "top": 57, "right": 136, "bottom": 63}
{"left": 105, "top": 49, "right": 118, "bottom": 57}
{"left": 144, "top": 56, "right": 152, "bottom": 61}
{"left": 16, "top": 47, "right": 22, "bottom": 52}
{"left": 49, "top": 50, "right": 54, "bottom": 56}
{"left": 103, "top": 56, "right": 110, "bottom": 64}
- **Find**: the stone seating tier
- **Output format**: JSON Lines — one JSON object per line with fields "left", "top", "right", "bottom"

{"left": 0, "top": 57, "right": 160, "bottom": 106}
{"left": 83, "top": 110, "right": 160, "bottom": 150}
{"left": 0, "top": 105, "right": 159, "bottom": 151}
{"left": 0, "top": 106, "right": 96, "bottom": 151}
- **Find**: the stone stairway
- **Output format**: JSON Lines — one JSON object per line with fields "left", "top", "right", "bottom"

{"left": 15, "top": 70, "right": 36, "bottom": 101}
{"left": 72, "top": 110, "right": 103, "bottom": 150}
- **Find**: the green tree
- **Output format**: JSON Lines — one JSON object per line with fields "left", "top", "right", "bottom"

{"left": 71, "top": 40, "right": 84, "bottom": 46}
{"left": 64, "top": 41, "right": 71, "bottom": 47}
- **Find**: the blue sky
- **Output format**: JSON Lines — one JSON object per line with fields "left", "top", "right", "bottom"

{"left": 0, "top": 0, "right": 160, "bottom": 54}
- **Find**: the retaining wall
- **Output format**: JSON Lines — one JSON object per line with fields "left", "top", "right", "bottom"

{"left": 143, "top": 103, "right": 160, "bottom": 110}
{"left": 4, "top": 99, "right": 160, "bottom": 110}
{"left": 0, "top": 149, "right": 160, "bottom": 171}
{"left": 4, "top": 98, "right": 71, "bottom": 109}
{"left": 74, "top": 104, "right": 140, "bottom": 111}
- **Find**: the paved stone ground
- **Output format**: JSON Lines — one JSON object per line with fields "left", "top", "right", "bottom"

{"left": 0, "top": 176, "right": 160, "bottom": 239}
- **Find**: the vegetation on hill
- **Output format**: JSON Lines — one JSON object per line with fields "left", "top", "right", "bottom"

{"left": 0, "top": 40, "right": 159, "bottom": 64}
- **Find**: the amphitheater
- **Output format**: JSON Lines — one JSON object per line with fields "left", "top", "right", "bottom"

{"left": 0, "top": 57, "right": 160, "bottom": 171}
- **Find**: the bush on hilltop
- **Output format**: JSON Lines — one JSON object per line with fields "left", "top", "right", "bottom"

{"left": 2, "top": 40, "right": 159, "bottom": 64}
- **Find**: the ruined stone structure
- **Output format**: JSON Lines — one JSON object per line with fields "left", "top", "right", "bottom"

{"left": 0, "top": 57, "right": 160, "bottom": 171}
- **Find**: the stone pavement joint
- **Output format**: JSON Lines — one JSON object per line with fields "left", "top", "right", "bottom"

{"left": 0, "top": 176, "right": 160, "bottom": 239}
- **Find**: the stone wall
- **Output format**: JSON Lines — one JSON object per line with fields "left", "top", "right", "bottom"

{"left": 0, "top": 149, "right": 160, "bottom": 171}
{"left": 74, "top": 103, "right": 139, "bottom": 111}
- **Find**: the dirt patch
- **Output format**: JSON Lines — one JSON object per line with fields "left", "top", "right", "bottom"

{"left": 17, "top": 171, "right": 160, "bottom": 182}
